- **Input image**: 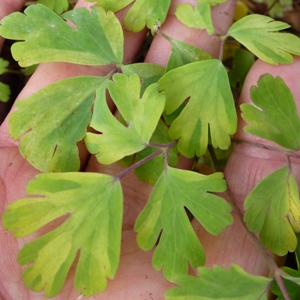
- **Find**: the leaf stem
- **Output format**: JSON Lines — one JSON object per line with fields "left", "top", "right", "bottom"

{"left": 115, "top": 141, "right": 176, "bottom": 181}
{"left": 274, "top": 274, "right": 292, "bottom": 300}
{"left": 155, "top": 28, "right": 172, "bottom": 43}
{"left": 115, "top": 149, "right": 163, "bottom": 181}
{"left": 232, "top": 138, "right": 300, "bottom": 159}
{"left": 208, "top": 145, "right": 291, "bottom": 299}
{"left": 4, "top": 69, "right": 23, "bottom": 75}
{"left": 218, "top": 38, "right": 225, "bottom": 61}
{"left": 265, "top": 0, "right": 279, "bottom": 15}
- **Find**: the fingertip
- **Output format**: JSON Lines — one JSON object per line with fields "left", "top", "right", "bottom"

{"left": 240, "top": 57, "right": 300, "bottom": 107}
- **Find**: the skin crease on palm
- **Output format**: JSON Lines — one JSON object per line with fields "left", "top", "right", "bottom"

{"left": 1, "top": 0, "right": 300, "bottom": 299}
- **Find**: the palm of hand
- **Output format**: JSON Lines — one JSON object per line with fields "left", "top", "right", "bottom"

{"left": 1, "top": 0, "right": 300, "bottom": 299}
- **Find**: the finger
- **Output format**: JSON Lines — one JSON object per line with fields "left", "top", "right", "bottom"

{"left": 87, "top": 0, "right": 238, "bottom": 230}
{"left": 192, "top": 57, "right": 300, "bottom": 276}
{"left": 228, "top": 58, "right": 300, "bottom": 225}
{"left": 0, "top": 2, "right": 147, "bottom": 299}
{"left": 83, "top": 1, "right": 239, "bottom": 299}
{"left": 0, "top": 1, "right": 239, "bottom": 298}
{"left": 146, "top": 0, "right": 237, "bottom": 65}
{"left": 0, "top": 0, "right": 148, "bottom": 190}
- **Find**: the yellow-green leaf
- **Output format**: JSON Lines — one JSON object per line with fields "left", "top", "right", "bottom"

{"left": 166, "top": 264, "right": 271, "bottom": 300}
{"left": 175, "top": 3, "right": 214, "bottom": 35}
{"left": 227, "top": 14, "right": 300, "bottom": 65}
{"left": 158, "top": 59, "right": 237, "bottom": 157}
{"left": 85, "top": 73, "right": 165, "bottom": 164}
{"left": 0, "top": 5, "right": 123, "bottom": 67}
{"left": 9, "top": 76, "right": 104, "bottom": 172}
{"left": 244, "top": 166, "right": 300, "bottom": 255}
{"left": 241, "top": 74, "right": 300, "bottom": 150}
{"left": 135, "top": 167, "right": 232, "bottom": 281}
{"left": 2, "top": 172, "right": 123, "bottom": 297}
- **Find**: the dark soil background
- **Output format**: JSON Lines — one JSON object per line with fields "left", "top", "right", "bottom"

{"left": 0, "top": 38, "right": 26, "bottom": 124}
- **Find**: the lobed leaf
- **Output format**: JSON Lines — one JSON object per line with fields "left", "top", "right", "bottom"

{"left": 175, "top": 3, "right": 214, "bottom": 35}
{"left": 165, "top": 39, "right": 213, "bottom": 72}
{"left": 0, "top": 58, "right": 9, "bottom": 75}
{"left": 134, "top": 167, "right": 233, "bottom": 281}
{"left": 2, "top": 172, "right": 123, "bottom": 297}
{"left": 124, "top": 0, "right": 171, "bottom": 32}
{"left": 0, "top": 5, "right": 123, "bottom": 67}
{"left": 227, "top": 14, "right": 300, "bottom": 65}
{"left": 121, "top": 63, "right": 165, "bottom": 95}
{"left": 36, "top": 0, "right": 69, "bottom": 14}
{"left": 241, "top": 74, "right": 300, "bottom": 150}
{"left": 158, "top": 59, "right": 237, "bottom": 158}
{"left": 134, "top": 120, "right": 179, "bottom": 185}
{"left": 166, "top": 264, "right": 271, "bottom": 299}
{"left": 86, "top": 0, "right": 134, "bottom": 12}
{"left": 244, "top": 166, "right": 300, "bottom": 256}
{"left": 87, "top": 0, "right": 171, "bottom": 32}
{"left": 85, "top": 73, "right": 165, "bottom": 164}
{"left": 9, "top": 76, "right": 104, "bottom": 172}
{"left": 0, "top": 82, "right": 10, "bottom": 102}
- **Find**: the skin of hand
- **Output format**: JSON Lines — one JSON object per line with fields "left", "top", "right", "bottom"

{"left": 1, "top": 0, "right": 300, "bottom": 299}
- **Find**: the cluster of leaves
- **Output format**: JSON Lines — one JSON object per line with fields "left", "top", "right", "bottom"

{"left": 1, "top": 0, "right": 300, "bottom": 298}
{"left": 0, "top": 0, "right": 70, "bottom": 104}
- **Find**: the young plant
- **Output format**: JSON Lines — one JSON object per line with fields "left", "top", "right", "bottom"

{"left": 1, "top": 0, "right": 300, "bottom": 298}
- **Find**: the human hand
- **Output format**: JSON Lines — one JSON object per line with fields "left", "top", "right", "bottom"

{"left": 1, "top": 0, "right": 300, "bottom": 299}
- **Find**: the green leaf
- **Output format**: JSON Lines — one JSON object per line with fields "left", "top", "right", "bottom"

{"left": 241, "top": 74, "right": 300, "bottom": 150}
{"left": 227, "top": 14, "right": 300, "bottom": 65}
{"left": 9, "top": 76, "right": 104, "bottom": 172}
{"left": 244, "top": 166, "right": 300, "bottom": 256}
{"left": 134, "top": 167, "right": 232, "bottom": 281}
{"left": 86, "top": 0, "right": 133, "bottom": 12}
{"left": 86, "top": 0, "right": 171, "bottom": 31}
{"left": 165, "top": 39, "right": 213, "bottom": 72}
{"left": 36, "top": 0, "right": 69, "bottom": 14}
{"left": 158, "top": 59, "right": 237, "bottom": 158}
{"left": 175, "top": 3, "right": 214, "bottom": 35}
{"left": 121, "top": 63, "right": 165, "bottom": 95}
{"left": 268, "top": 0, "right": 292, "bottom": 18}
{"left": 0, "top": 5, "right": 123, "bottom": 67}
{"left": 296, "top": 233, "right": 300, "bottom": 269}
{"left": 0, "top": 82, "right": 10, "bottom": 102}
{"left": 22, "top": 64, "right": 38, "bottom": 76}
{"left": 2, "top": 172, "right": 123, "bottom": 297}
{"left": 228, "top": 48, "right": 255, "bottom": 91}
{"left": 166, "top": 264, "right": 271, "bottom": 299}
{"left": 281, "top": 269, "right": 300, "bottom": 287}
{"left": 0, "top": 58, "right": 9, "bottom": 75}
{"left": 135, "top": 120, "right": 179, "bottom": 185}
{"left": 271, "top": 267, "right": 300, "bottom": 299}
{"left": 85, "top": 73, "right": 165, "bottom": 164}
{"left": 124, "top": 0, "right": 171, "bottom": 32}
{"left": 163, "top": 103, "right": 186, "bottom": 126}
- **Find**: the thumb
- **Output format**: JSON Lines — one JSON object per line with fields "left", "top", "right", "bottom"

{"left": 193, "top": 57, "right": 300, "bottom": 275}
{"left": 227, "top": 57, "right": 300, "bottom": 211}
